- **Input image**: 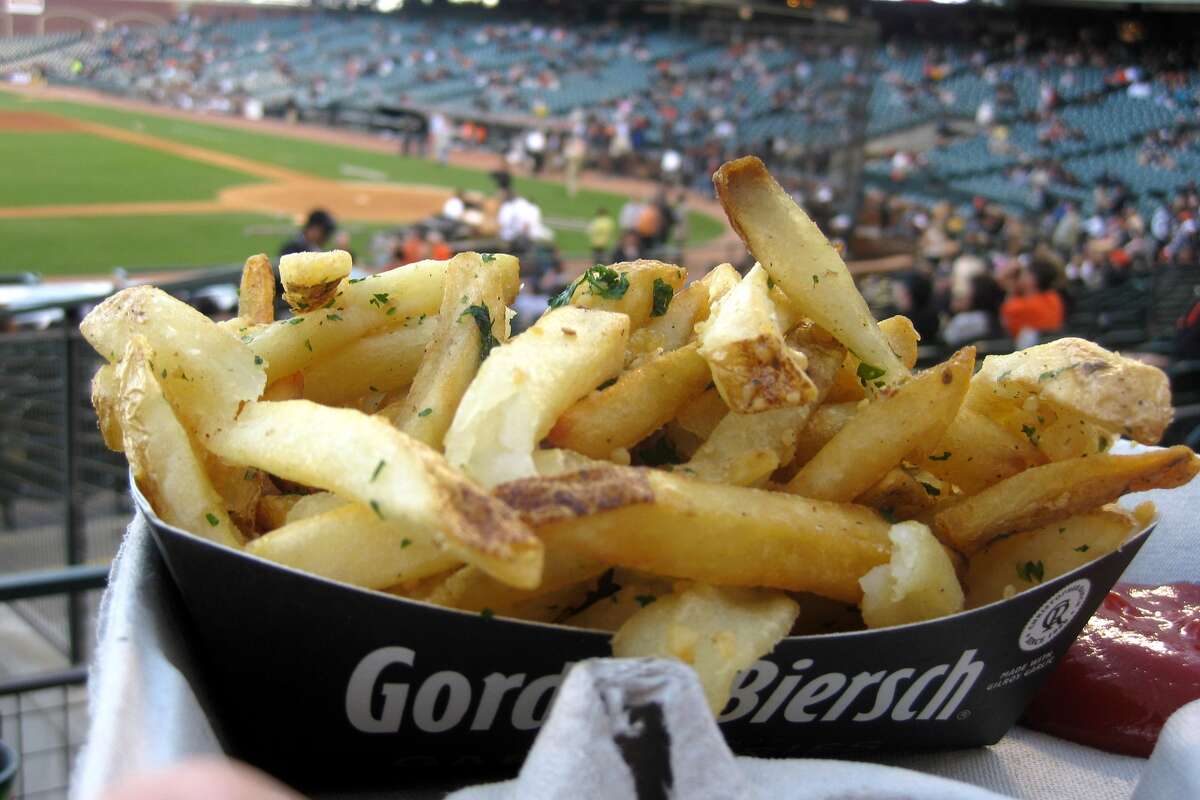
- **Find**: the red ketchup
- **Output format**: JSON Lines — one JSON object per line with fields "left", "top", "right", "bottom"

{"left": 1022, "top": 582, "right": 1200, "bottom": 757}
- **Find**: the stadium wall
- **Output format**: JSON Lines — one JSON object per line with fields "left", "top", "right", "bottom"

{"left": 2, "top": 0, "right": 283, "bottom": 37}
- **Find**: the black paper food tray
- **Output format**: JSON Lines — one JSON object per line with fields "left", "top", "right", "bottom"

{"left": 133, "top": 480, "right": 1152, "bottom": 785}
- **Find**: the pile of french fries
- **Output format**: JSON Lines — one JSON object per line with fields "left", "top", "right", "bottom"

{"left": 82, "top": 157, "right": 1197, "bottom": 714}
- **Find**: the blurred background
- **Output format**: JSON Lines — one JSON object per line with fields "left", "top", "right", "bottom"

{"left": 0, "top": 0, "right": 1198, "bottom": 795}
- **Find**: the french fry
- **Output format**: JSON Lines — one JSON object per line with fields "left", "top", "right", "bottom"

{"left": 92, "top": 363, "right": 123, "bottom": 452}
{"left": 246, "top": 259, "right": 447, "bottom": 382}
{"left": 826, "top": 316, "right": 920, "bottom": 402}
{"left": 382, "top": 252, "right": 519, "bottom": 449}
{"left": 563, "top": 571, "right": 676, "bottom": 631}
{"left": 626, "top": 263, "right": 739, "bottom": 365}
{"left": 972, "top": 338, "right": 1172, "bottom": 444}
{"left": 284, "top": 491, "right": 347, "bottom": 523}
{"left": 262, "top": 371, "right": 304, "bottom": 401}
{"left": 557, "top": 260, "right": 687, "bottom": 330}
{"left": 237, "top": 253, "right": 276, "bottom": 325}
{"left": 423, "top": 547, "right": 608, "bottom": 617}
{"left": 964, "top": 505, "right": 1150, "bottom": 608}
{"left": 713, "top": 156, "right": 906, "bottom": 387}
{"left": 247, "top": 502, "right": 460, "bottom": 589}
{"left": 685, "top": 323, "right": 844, "bottom": 485}
{"left": 697, "top": 265, "right": 815, "bottom": 413}
{"left": 81, "top": 286, "right": 265, "bottom": 433}
{"left": 255, "top": 494, "right": 301, "bottom": 532}
{"left": 117, "top": 336, "right": 240, "bottom": 547}
{"left": 860, "top": 521, "right": 964, "bottom": 628}
{"left": 532, "top": 448, "right": 607, "bottom": 476}
{"left": 496, "top": 467, "right": 891, "bottom": 603}
{"left": 935, "top": 447, "right": 1199, "bottom": 553}
{"left": 445, "top": 307, "right": 629, "bottom": 487}
{"left": 206, "top": 399, "right": 543, "bottom": 588}
{"left": 611, "top": 582, "right": 799, "bottom": 713}
{"left": 1036, "top": 408, "right": 1113, "bottom": 461}
{"left": 915, "top": 407, "right": 1045, "bottom": 495}
{"left": 788, "top": 401, "right": 858, "bottom": 469}
{"left": 279, "top": 249, "right": 352, "bottom": 312}
{"left": 855, "top": 468, "right": 940, "bottom": 520}
{"left": 786, "top": 348, "right": 974, "bottom": 502}
{"left": 674, "top": 387, "right": 727, "bottom": 441}
{"left": 547, "top": 343, "right": 712, "bottom": 460}
{"left": 202, "top": 453, "right": 264, "bottom": 535}
{"left": 301, "top": 317, "right": 433, "bottom": 406}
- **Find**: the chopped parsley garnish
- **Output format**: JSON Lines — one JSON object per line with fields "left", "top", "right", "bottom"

{"left": 549, "top": 278, "right": 580, "bottom": 309}
{"left": 929, "top": 451, "right": 952, "bottom": 461}
{"left": 856, "top": 361, "right": 886, "bottom": 383}
{"left": 634, "top": 595, "right": 657, "bottom": 608}
{"left": 304, "top": 338, "right": 312, "bottom": 352}
{"left": 369, "top": 292, "right": 390, "bottom": 308}
{"left": 205, "top": 513, "right": 220, "bottom": 527}
{"left": 1038, "top": 364, "right": 1078, "bottom": 382}
{"left": 460, "top": 304, "right": 500, "bottom": 362}
{"left": 812, "top": 275, "right": 820, "bottom": 286}
{"left": 581, "top": 264, "right": 630, "bottom": 300}
{"left": 161, "top": 368, "right": 168, "bottom": 378}
{"left": 1098, "top": 436, "right": 1109, "bottom": 452}
{"left": 480, "top": 608, "right": 495, "bottom": 619}
{"left": 349, "top": 277, "right": 364, "bottom": 284}
{"left": 418, "top": 407, "right": 433, "bottom": 417}
{"left": 326, "top": 313, "right": 343, "bottom": 322}
{"left": 920, "top": 481, "right": 941, "bottom": 496}
{"left": 767, "top": 276, "right": 776, "bottom": 290}
{"left": 597, "top": 377, "right": 618, "bottom": 391}
{"left": 288, "top": 317, "right": 304, "bottom": 326}
{"left": 387, "top": 306, "right": 397, "bottom": 316}
{"left": 481, "top": 253, "right": 496, "bottom": 263}
{"left": 651, "top": 278, "right": 673, "bottom": 317}
{"left": 1021, "top": 424, "right": 1040, "bottom": 446}
{"left": 368, "top": 385, "right": 379, "bottom": 392}
{"left": 253, "top": 355, "right": 263, "bottom": 366}
{"left": 371, "top": 460, "right": 386, "bottom": 482}
{"left": 369, "top": 500, "right": 385, "bottom": 519}
{"left": 244, "top": 469, "right": 256, "bottom": 481}
{"left": 240, "top": 334, "right": 254, "bottom": 343}
{"left": 1017, "top": 560, "right": 1045, "bottom": 583}
{"left": 1074, "top": 544, "right": 1090, "bottom": 553}
{"left": 401, "top": 538, "right": 412, "bottom": 549}
{"left": 322, "top": 298, "right": 337, "bottom": 309}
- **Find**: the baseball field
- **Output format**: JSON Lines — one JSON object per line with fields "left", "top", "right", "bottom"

{"left": 0, "top": 88, "right": 724, "bottom": 276}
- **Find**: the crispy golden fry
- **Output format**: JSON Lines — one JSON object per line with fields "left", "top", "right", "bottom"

{"left": 674, "top": 387, "right": 727, "bottom": 441}
{"left": 207, "top": 399, "right": 542, "bottom": 588}
{"left": 686, "top": 323, "right": 844, "bottom": 485}
{"left": 935, "top": 446, "right": 1199, "bottom": 553}
{"left": 531, "top": 448, "right": 607, "bottom": 476}
{"left": 827, "top": 316, "right": 920, "bottom": 402}
{"left": 496, "top": 467, "right": 891, "bottom": 603}
{"left": 301, "top": 317, "right": 433, "bottom": 406}
{"left": 626, "top": 263, "right": 739, "bottom": 365}
{"left": 203, "top": 454, "right": 263, "bottom": 535}
{"left": 855, "top": 468, "right": 941, "bottom": 520}
{"left": 247, "top": 259, "right": 449, "bottom": 382}
{"left": 788, "top": 401, "right": 858, "bottom": 469}
{"left": 860, "top": 522, "right": 964, "bottom": 628}
{"left": 262, "top": 371, "right": 304, "bottom": 401}
{"left": 92, "top": 363, "right": 123, "bottom": 452}
{"left": 284, "top": 491, "right": 347, "bottom": 523}
{"left": 612, "top": 583, "right": 799, "bottom": 713}
{"left": 786, "top": 348, "right": 975, "bottom": 502}
{"left": 713, "top": 156, "right": 906, "bottom": 387}
{"left": 445, "top": 307, "right": 629, "bottom": 487}
{"left": 697, "top": 265, "right": 815, "bottom": 413}
{"left": 238, "top": 253, "right": 276, "bottom": 325}
{"left": 279, "top": 249, "right": 352, "bottom": 312}
{"left": 564, "top": 571, "right": 676, "bottom": 631}
{"left": 380, "top": 252, "right": 517, "bottom": 449}
{"left": 81, "top": 286, "right": 265, "bottom": 432}
{"left": 964, "top": 505, "right": 1149, "bottom": 608}
{"left": 247, "top": 502, "right": 459, "bottom": 589}
{"left": 973, "top": 338, "right": 1172, "bottom": 444}
{"left": 547, "top": 343, "right": 711, "bottom": 460}
{"left": 1036, "top": 408, "right": 1113, "bottom": 461}
{"left": 255, "top": 494, "right": 302, "bottom": 532}
{"left": 559, "top": 260, "right": 687, "bottom": 330}
{"left": 423, "top": 546, "right": 608, "bottom": 616}
{"left": 915, "top": 407, "right": 1045, "bottom": 495}
{"left": 117, "top": 337, "right": 240, "bottom": 547}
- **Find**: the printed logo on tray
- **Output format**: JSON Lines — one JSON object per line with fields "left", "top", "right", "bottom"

{"left": 344, "top": 646, "right": 986, "bottom": 733}
{"left": 1019, "top": 578, "right": 1091, "bottom": 652}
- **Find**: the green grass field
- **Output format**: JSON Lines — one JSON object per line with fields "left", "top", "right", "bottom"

{"left": 0, "top": 90, "right": 724, "bottom": 275}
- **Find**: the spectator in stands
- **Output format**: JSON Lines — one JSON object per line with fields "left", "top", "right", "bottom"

{"left": 1000, "top": 261, "right": 1064, "bottom": 343}
{"left": 892, "top": 272, "right": 940, "bottom": 342}
{"left": 563, "top": 134, "right": 587, "bottom": 198}
{"left": 611, "top": 230, "right": 643, "bottom": 264}
{"left": 428, "top": 231, "right": 452, "bottom": 261}
{"left": 442, "top": 189, "right": 466, "bottom": 222}
{"left": 279, "top": 209, "right": 335, "bottom": 258}
{"left": 498, "top": 190, "right": 542, "bottom": 256}
{"left": 429, "top": 111, "right": 452, "bottom": 165}
{"left": 588, "top": 208, "right": 616, "bottom": 264}
{"left": 1174, "top": 295, "right": 1200, "bottom": 361}
{"left": 943, "top": 273, "right": 1006, "bottom": 346}
{"left": 524, "top": 128, "right": 547, "bottom": 174}
{"left": 399, "top": 227, "right": 429, "bottom": 264}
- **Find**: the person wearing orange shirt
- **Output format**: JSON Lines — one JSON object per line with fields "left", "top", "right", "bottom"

{"left": 428, "top": 230, "right": 453, "bottom": 261}
{"left": 1000, "top": 261, "right": 1065, "bottom": 341}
